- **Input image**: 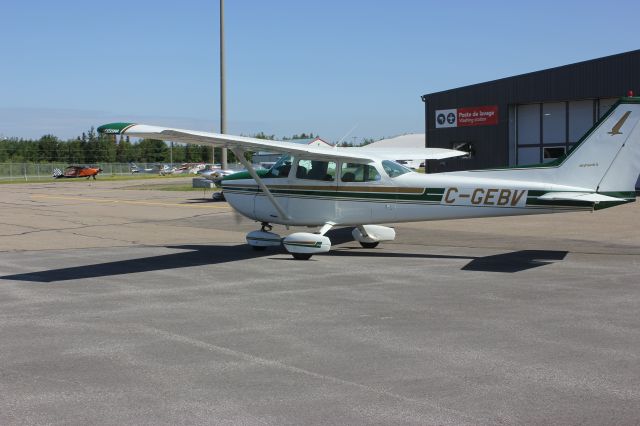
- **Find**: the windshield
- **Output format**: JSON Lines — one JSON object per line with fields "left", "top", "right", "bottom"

{"left": 382, "top": 160, "right": 412, "bottom": 178}
{"left": 267, "top": 155, "right": 293, "bottom": 178}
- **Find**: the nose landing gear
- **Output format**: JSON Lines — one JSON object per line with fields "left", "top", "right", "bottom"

{"left": 246, "top": 222, "right": 281, "bottom": 251}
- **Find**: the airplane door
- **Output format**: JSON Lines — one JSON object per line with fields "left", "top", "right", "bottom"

{"left": 287, "top": 158, "right": 338, "bottom": 224}
{"left": 336, "top": 162, "right": 396, "bottom": 224}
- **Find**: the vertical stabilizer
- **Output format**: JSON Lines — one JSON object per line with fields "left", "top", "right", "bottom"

{"left": 554, "top": 99, "right": 640, "bottom": 193}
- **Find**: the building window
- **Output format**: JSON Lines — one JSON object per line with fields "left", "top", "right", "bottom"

{"left": 569, "top": 100, "right": 594, "bottom": 142}
{"left": 543, "top": 146, "right": 566, "bottom": 162}
{"left": 517, "top": 104, "right": 540, "bottom": 145}
{"left": 517, "top": 147, "right": 540, "bottom": 165}
{"left": 515, "top": 100, "right": 599, "bottom": 165}
{"left": 598, "top": 98, "right": 618, "bottom": 119}
{"left": 542, "top": 102, "right": 566, "bottom": 145}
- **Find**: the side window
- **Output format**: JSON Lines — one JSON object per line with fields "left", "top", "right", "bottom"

{"left": 267, "top": 155, "right": 293, "bottom": 178}
{"left": 341, "top": 163, "right": 381, "bottom": 182}
{"left": 296, "top": 159, "right": 336, "bottom": 181}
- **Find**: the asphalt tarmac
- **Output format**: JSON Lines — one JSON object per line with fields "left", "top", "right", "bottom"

{"left": 1, "top": 178, "right": 639, "bottom": 425}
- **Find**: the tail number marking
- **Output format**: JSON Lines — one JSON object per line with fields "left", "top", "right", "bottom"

{"left": 443, "top": 188, "right": 527, "bottom": 207}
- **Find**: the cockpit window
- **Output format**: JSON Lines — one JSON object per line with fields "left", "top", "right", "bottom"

{"left": 267, "top": 155, "right": 293, "bottom": 178}
{"left": 341, "top": 163, "right": 381, "bottom": 182}
{"left": 382, "top": 160, "right": 412, "bottom": 178}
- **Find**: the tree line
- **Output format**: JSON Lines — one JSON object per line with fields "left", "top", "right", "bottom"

{"left": 0, "top": 127, "right": 221, "bottom": 164}
{"left": 0, "top": 128, "right": 382, "bottom": 164}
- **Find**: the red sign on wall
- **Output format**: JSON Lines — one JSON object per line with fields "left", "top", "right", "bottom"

{"left": 456, "top": 105, "right": 499, "bottom": 127}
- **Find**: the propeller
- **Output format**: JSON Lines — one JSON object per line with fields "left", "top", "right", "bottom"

{"left": 212, "top": 190, "right": 244, "bottom": 224}
{"left": 231, "top": 204, "right": 244, "bottom": 224}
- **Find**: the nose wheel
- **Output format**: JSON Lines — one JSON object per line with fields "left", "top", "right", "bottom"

{"left": 246, "top": 223, "right": 281, "bottom": 251}
{"left": 359, "top": 241, "right": 379, "bottom": 249}
{"left": 292, "top": 253, "right": 313, "bottom": 260}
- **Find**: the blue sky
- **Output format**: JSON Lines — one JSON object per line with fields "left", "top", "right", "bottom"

{"left": 1, "top": 0, "right": 639, "bottom": 142}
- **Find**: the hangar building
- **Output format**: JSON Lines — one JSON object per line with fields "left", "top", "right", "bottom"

{"left": 421, "top": 49, "right": 640, "bottom": 174}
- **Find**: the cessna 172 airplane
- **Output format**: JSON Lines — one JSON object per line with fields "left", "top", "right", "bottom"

{"left": 98, "top": 97, "right": 640, "bottom": 259}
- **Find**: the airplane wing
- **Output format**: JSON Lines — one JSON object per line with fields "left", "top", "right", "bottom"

{"left": 537, "top": 192, "right": 627, "bottom": 202}
{"left": 97, "top": 123, "right": 466, "bottom": 162}
{"left": 340, "top": 147, "right": 465, "bottom": 161}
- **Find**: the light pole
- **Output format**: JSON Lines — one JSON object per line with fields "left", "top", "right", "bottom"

{"left": 220, "top": 0, "right": 228, "bottom": 169}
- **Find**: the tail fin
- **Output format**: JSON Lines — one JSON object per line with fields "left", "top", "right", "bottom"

{"left": 555, "top": 98, "right": 640, "bottom": 193}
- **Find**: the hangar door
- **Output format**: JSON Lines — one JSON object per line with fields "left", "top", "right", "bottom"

{"left": 510, "top": 98, "right": 617, "bottom": 166}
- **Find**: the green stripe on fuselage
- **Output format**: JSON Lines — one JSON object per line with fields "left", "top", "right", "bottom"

{"left": 222, "top": 185, "right": 445, "bottom": 202}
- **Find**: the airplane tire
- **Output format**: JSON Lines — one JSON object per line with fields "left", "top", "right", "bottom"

{"left": 359, "top": 241, "right": 379, "bottom": 249}
{"left": 292, "top": 253, "right": 312, "bottom": 260}
{"left": 252, "top": 245, "right": 267, "bottom": 251}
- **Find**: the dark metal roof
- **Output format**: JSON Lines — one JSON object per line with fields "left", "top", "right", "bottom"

{"left": 422, "top": 49, "right": 640, "bottom": 105}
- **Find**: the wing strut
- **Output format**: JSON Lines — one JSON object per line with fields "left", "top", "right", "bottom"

{"left": 231, "top": 148, "right": 291, "bottom": 222}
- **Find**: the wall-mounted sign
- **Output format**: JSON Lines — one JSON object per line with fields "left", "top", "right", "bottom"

{"left": 435, "top": 109, "right": 458, "bottom": 128}
{"left": 435, "top": 105, "right": 499, "bottom": 128}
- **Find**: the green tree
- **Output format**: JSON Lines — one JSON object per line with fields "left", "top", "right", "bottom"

{"left": 65, "top": 139, "right": 84, "bottom": 163}
{"left": 199, "top": 145, "right": 210, "bottom": 163}
{"left": 171, "top": 143, "right": 186, "bottom": 163}
{"left": 137, "top": 139, "right": 168, "bottom": 162}
{"left": 116, "top": 135, "right": 132, "bottom": 162}
{"left": 253, "top": 132, "right": 275, "bottom": 140}
{"left": 37, "top": 135, "right": 59, "bottom": 162}
{"left": 98, "top": 133, "right": 117, "bottom": 163}
{"left": 84, "top": 126, "right": 101, "bottom": 164}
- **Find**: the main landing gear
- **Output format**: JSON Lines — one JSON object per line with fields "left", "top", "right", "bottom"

{"left": 245, "top": 223, "right": 396, "bottom": 260}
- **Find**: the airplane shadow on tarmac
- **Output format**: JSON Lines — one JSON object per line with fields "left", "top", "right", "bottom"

{"left": 1, "top": 228, "right": 567, "bottom": 282}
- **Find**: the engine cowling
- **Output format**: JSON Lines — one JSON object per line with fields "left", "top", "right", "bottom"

{"left": 283, "top": 232, "right": 331, "bottom": 260}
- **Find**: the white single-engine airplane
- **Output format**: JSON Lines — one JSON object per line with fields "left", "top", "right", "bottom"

{"left": 98, "top": 98, "right": 640, "bottom": 259}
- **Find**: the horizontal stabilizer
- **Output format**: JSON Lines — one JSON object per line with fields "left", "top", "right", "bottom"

{"left": 538, "top": 192, "right": 627, "bottom": 203}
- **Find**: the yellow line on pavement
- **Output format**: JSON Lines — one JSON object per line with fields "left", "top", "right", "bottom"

{"left": 32, "top": 194, "right": 230, "bottom": 209}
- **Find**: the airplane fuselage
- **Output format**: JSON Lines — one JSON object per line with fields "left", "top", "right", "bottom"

{"left": 221, "top": 160, "right": 624, "bottom": 227}
{"left": 97, "top": 98, "right": 640, "bottom": 259}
